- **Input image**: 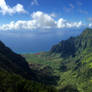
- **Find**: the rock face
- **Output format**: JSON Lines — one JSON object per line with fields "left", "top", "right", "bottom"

{"left": 49, "top": 28, "right": 92, "bottom": 92}
{"left": 50, "top": 28, "right": 92, "bottom": 58}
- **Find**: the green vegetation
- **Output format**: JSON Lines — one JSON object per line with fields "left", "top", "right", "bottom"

{"left": 0, "top": 39, "right": 78, "bottom": 92}
{"left": 0, "top": 28, "right": 92, "bottom": 92}
{"left": 0, "top": 41, "right": 58, "bottom": 92}
{"left": 24, "top": 28, "right": 92, "bottom": 92}
{"left": 23, "top": 52, "right": 62, "bottom": 70}
{"left": 0, "top": 69, "right": 57, "bottom": 92}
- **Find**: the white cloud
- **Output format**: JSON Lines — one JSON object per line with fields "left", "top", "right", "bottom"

{"left": 50, "top": 13, "right": 56, "bottom": 17}
{"left": 31, "top": 11, "right": 56, "bottom": 29}
{"left": 0, "top": 11, "right": 84, "bottom": 31}
{"left": 0, "top": 0, "right": 26, "bottom": 15}
{"left": 57, "top": 18, "right": 83, "bottom": 28}
{"left": 31, "top": 0, "right": 39, "bottom": 6}
{"left": 89, "top": 23, "right": 92, "bottom": 27}
{"left": 0, "top": 20, "right": 37, "bottom": 30}
{"left": 57, "top": 18, "right": 67, "bottom": 28}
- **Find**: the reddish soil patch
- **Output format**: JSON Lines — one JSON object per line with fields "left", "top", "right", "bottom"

{"left": 34, "top": 53, "right": 41, "bottom": 55}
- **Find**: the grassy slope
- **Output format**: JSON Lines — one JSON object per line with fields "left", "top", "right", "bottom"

{"left": 23, "top": 52, "right": 62, "bottom": 70}
{"left": 23, "top": 51, "right": 92, "bottom": 92}
{"left": 23, "top": 29, "right": 92, "bottom": 92}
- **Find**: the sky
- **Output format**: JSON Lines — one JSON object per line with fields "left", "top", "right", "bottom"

{"left": 0, "top": 0, "right": 92, "bottom": 53}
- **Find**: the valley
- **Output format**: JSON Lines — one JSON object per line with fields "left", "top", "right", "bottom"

{"left": 0, "top": 0, "right": 91, "bottom": 91}
{"left": 23, "top": 28, "right": 92, "bottom": 92}
{"left": 0, "top": 28, "right": 92, "bottom": 92}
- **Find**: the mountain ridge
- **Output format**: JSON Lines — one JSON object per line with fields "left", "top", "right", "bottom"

{"left": 50, "top": 28, "right": 92, "bottom": 58}
{"left": 23, "top": 28, "right": 92, "bottom": 92}
{"left": 0, "top": 40, "right": 58, "bottom": 92}
{"left": 49, "top": 28, "right": 92, "bottom": 92}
